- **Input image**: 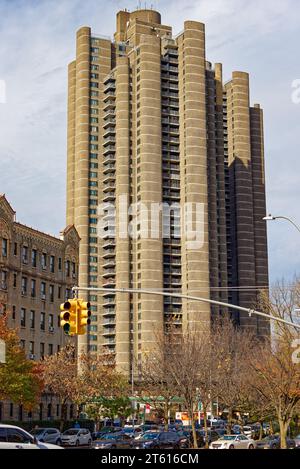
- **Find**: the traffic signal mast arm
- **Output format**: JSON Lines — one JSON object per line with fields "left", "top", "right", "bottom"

{"left": 72, "top": 286, "right": 300, "bottom": 331}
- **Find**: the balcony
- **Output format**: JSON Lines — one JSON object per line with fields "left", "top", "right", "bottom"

{"left": 103, "top": 174, "right": 115, "bottom": 184}
{"left": 103, "top": 239, "right": 116, "bottom": 249}
{"left": 103, "top": 135, "right": 116, "bottom": 146}
{"left": 103, "top": 260, "right": 116, "bottom": 269}
{"left": 103, "top": 297, "right": 115, "bottom": 307}
{"left": 103, "top": 318, "right": 116, "bottom": 326}
{"left": 103, "top": 307, "right": 116, "bottom": 317}
{"left": 103, "top": 154, "right": 115, "bottom": 164}
{"left": 102, "top": 269, "right": 116, "bottom": 278}
{"left": 103, "top": 163, "right": 115, "bottom": 174}
{"left": 103, "top": 117, "right": 116, "bottom": 129}
{"left": 103, "top": 182, "right": 115, "bottom": 192}
{"left": 103, "top": 100, "right": 116, "bottom": 112}
{"left": 102, "top": 249, "right": 115, "bottom": 259}
{"left": 103, "top": 90, "right": 116, "bottom": 102}
{"left": 103, "top": 327, "right": 116, "bottom": 336}
{"left": 103, "top": 127, "right": 116, "bottom": 139}
{"left": 103, "top": 145, "right": 115, "bottom": 156}
{"left": 103, "top": 338, "right": 116, "bottom": 346}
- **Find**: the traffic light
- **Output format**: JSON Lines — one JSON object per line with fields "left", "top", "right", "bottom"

{"left": 77, "top": 300, "right": 91, "bottom": 335}
{"left": 60, "top": 300, "right": 78, "bottom": 336}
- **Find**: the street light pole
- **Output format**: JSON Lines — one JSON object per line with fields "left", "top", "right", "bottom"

{"left": 263, "top": 214, "right": 300, "bottom": 235}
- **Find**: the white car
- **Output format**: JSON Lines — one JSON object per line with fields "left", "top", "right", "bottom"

{"left": 210, "top": 434, "right": 256, "bottom": 449}
{"left": 61, "top": 428, "right": 92, "bottom": 447}
{"left": 0, "top": 424, "right": 63, "bottom": 449}
{"left": 242, "top": 426, "right": 253, "bottom": 438}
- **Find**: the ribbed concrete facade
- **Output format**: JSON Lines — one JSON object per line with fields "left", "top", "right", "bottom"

{"left": 66, "top": 9, "right": 269, "bottom": 378}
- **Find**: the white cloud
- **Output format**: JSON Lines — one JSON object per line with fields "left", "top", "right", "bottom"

{"left": 0, "top": 0, "right": 300, "bottom": 281}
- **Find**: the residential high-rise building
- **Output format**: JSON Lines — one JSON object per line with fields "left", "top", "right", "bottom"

{"left": 66, "top": 9, "right": 269, "bottom": 378}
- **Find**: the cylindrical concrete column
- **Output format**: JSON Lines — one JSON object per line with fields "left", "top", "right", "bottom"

{"left": 74, "top": 26, "right": 91, "bottom": 354}
{"left": 66, "top": 61, "right": 76, "bottom": 226}
{"left": 115, "top": 56, "right": 131, "bottom": 375}
{"left": 178, "top": 21, "right": 211, "bottom": 331}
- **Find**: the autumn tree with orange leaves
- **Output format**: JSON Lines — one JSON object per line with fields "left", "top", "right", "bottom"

{"left": 0, "top": 314, "right": 43, "bottom": 410}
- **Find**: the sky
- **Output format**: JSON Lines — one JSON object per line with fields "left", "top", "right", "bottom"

{"left": 0, "top": 0, "right": 300, "bottom": 284}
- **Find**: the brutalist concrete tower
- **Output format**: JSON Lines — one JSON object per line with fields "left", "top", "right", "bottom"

{"left": 66, "top": 8, "right": 269, "bottom": 378}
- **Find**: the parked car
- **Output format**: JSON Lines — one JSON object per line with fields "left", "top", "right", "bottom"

{"left": 294, "top": 434, "right": 300, "bottom": 448}
{"left": 242, "top": 426, "right": 253, "bottom": 438}
{"left": 131, "top": 431, "right": 181, "bottom": 449}
{"left": 209, "top": 434, "right": 256, "bottom": 449}
{"left": 255, "top": 435, "right": 296, "bottom": 449}
{"left": 61, "top": 428, "right": 92, "bottom": 447}
{"left": 0, "top": 424, "right": 63, "bottom": 449}
{"left": 122, "top": 426, "right": 143, "bottom": 437}
{"left": 91, "top": 427, "right": 122, "bottom": 440}
{"left": 30, "top": 427, "right": 62, "bottom": 446}
{"left": 93, "top": 432, "right": 132, "bottom": 449}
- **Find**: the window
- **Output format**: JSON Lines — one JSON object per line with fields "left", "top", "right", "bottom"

{"left": 21, "top": 308, "right": 26, "bottom": 327}
{"left": 49, "top": 314, "right": 54, "bottom": 331}
{"left": 89, "top": 153, "right": 98, "bottom": 159}
{"left": 58, "top": 257, "right": 62, "bottom": 271}
{"left": 72, "top": 262, "right": 76, "bottom": 277}
{"left": 31, "top": 249, "right": 37, "bottom": 267}
{"left": 90, "top": 74, "right": 99, "bottom": 80}
{"left": 22, "top": 246, "right": 28, "bottom": 263}
{"left": 89, "top": 163, "right": 98, "bottom": 169}
{"left": 49, "top": 285, "right": 54, "bottom": 302}
{"left": 13, "top": 273, "right": 17, "bottom": 288}
{"left": 41, "top": 282, "right": 46, "bottom": 299}
{"left": 90, "top": 125, "right": 98, "bottom": 132}
{"left": 40, "top": 343, "right": 45, "bottom": 359}
{"left": 58, "top": 286, "right": 61, "bottom": 299}
{"left": 14, "top": 242, "right": 17, "bottom": 256}
{"left": 21, "top": 277, "right": 27, "bottom": 295}
{"left": 12, "top": 305, "right": 16, "bottom": 320}
{"left": 1, "top": 238, "right": 8, "bottom": 257}
{"left": 10, "top": 403, "right": 14, "bottom": 417}
{"left": 90, "top": 90, "right": 98, "bottom": 97}
{"left": 91, "top": 64, "right": 99, "bottom": 71}
{"left": 90, "top": 108, "right": 98, "bottom": 115}
{"left": 91, "top": 47, "right": 99, "bottom": 53}
{"left": 0, "top": 270, "right": 7, "bottom": 290}
{"left": 90, "top": 135, "right": 98, "bottom": 141}
{"left": 89, "top": 181, "right": 98, "bottom": 187}
{"left": 30, "top": 310, "right": 35, "bottom": 329}
{"left": 50, "top": 255, "right": 55, "bottom": 273}
{"left": 29, "top": 341, "right": 34, "bottom": 355}
{"left": 91, "top": 55, "right": 99, "bottom": 62}
{"left": 90, "top": 99, "right": 98, "bottom": 106}
{"left": 41, "top": 253, "right": 47, "bottom": 270}
{"left": 88, "top": 345, "right": 97, "bottom": 352}
{"left": 89, "top": 172, "right": 98, "bottom": 179}
{"left": 7, "top": 429, "right": 32, "bottom": 444}
{"left": 65, "top": 260, "right": 70, "bottom": 277}
{"left": 20, "top": 339, "right": 25, "bottom": 349}
{"left": 48, "top": 344, "right": 53, "bottom": 356}
{"left": 40, "top": 312, "right": 45, "bottom": 331}
{"left": 89, "top": 190, "right": 98, "bottom": 197}
{"left": 90, "top": 116, "right": 98, "bottom": 123}
{"left": 90, "top": 144, "right": 98, "bottom": 151}
{"left": 31, "top": 279, "right": 36, "bottom": 297}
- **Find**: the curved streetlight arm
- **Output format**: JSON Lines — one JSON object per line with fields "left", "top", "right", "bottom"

{"left": 263, "top": 215, "right": 300, "bottom": 234}
{"left": 273, "top": 216, "right": 300, "bottom": 235}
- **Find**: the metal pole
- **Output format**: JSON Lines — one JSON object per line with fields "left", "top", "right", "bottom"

{"left": 72, "top": 286, "right": 300, "bottom": 331}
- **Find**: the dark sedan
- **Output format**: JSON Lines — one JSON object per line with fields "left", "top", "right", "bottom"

{"left": 255, "top": 435, "right": 296, "bottom": 449}
{"left": 131, "top": 431, "right": 181, "bottom": 449}
{"left": 92, "top": 432, "right": 132, "bottom": 449}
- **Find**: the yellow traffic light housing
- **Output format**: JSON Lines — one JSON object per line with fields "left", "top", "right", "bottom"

{"left": 60, "top": 300, "right": 78, "bottom": 336}
{"left": 77, "top": 300, "right": 91, "bottom": 336}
